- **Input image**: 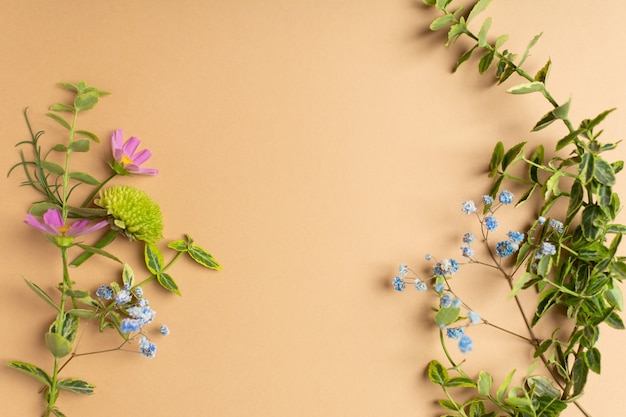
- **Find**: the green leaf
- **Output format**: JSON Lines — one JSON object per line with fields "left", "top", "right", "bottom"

{"left": 583, "top": 108, "right": 616, "bottom": 134}
{"left": 532, "top": 110, "right": 557, "bottom": 131}
{"left": 24, "top": 278, "right": 60, "bottom": 312}
{"left": 533, "top": 289, "right": 559, "bottom": 326}
{"left": 438, "top": 399, "right": 460, "bottom": 411}
{"left": 605, "top": 285, "right": 623, "bottom": 311}
{"left": 168, "top": 239, "right": 189, "bottom": 252}
{"left": 478, "top": 50, "right": 495, "bottom": 74}
{"left": 75, "top": 129, "right": 100, "bottom": 143}
{"left": 144, "top": 243, "right": 164, "bottom": 274}
{"left": 581, "top": 205, "right": 604, "bottom": 241}
{"left": 556, "top": 129, "right": 583, "bottom": 151}
{"left": 477, "top": 17, "right": 491, "bottom": 47}
{"left": 51, "top": 408, "right": 68, "bottom": 417}
{"left": 496, "top": 369, "right": 515, "bottom": 402}
{"left": 46, "top": 112, "right": 71, "bottom": 130}
{"left": 156, "top": 272, "right": 181, "bottom": 295}
{"left": 534, "top": 59, "right": 552, "bottom": 83}
{"left": 445, "top": 377, "right": 476, "bottom": 388}
{"left": 579, "top": 153, "right": 594, "bottom": 184}
{"left": 446, "top": 20, "right": 467, "bottom": 46}
{"left": 527, "top": 375, "right": 560, "bottom": 398}
{"left": 435, "top": 306, "right": 460, "bottom": 327}
{"left": 509, "top": 272, "right": 532, "bottom": 299}
{"left": 544, "top": 171, "right": 563, "bottom": 198}
{"left": 502, "top": 142, "right": 526, "bottom": 171}
{"left": 40, "top": 160, "right": 65, "bottom": 175}
{"left": 49, "top": 103, "right": 75, "bottom": 112}
{"left": 67, "top": 309, "right": 96, "bottom": 319}
{"left": 45, "top": 332, "right": 73, "bottom": 358}
{"left": 593, "top": 157, "right": 616, "bottom": 186}
{"left": 427, "top": 360, "right": 448, "bottom": 386}
{"left": 7, "top": 360, "right": 52, "bottom": 387}
{"left": 488, "top": 141, "right": 504, "bottom": 177}
{"left": 584, "top": 347, "right": 601, "bottom": 374}
{"left": 122, "top": 263, "right": 134, "bottom": 287}
{"left": 572, "top": 358, "right": 589, "bottom": 396}
{"left": 529, "top": 145, "right": 544, "bottom": 183}
{"left": 58, "top": 82, "right": 79, "bottom": 92}
{"left": 58, "top": 378, "right": 95, "bottom": 395}
{"left": 51, "top": 144, "right": 68, "bottom": 152}
{"left": 74, "top": 91, "right": 99, "bottom": 111}
{"left": 74, "top": 243, "right": 122, "bottom": 264}
{"left": 606, "top": 311, "right": 624, "bottom": 329}
{"left": 454, "top": 45, "right": 478, "bottom": 72}
{"left": 188, "top": 244, "right": 222, "bottom": 270}
{"left": 494, "top": 34, "right": 508, "bottom": 49}
{"left": 467, "top": 0, "right": 493, "bottom": 24}
{"left": 504, "top": 396, "right": 535, "bottom": 415}
{"left": 518, "top": 32, "right": 542, "bottom": 68}
{"left": 70, "top": 139, "right": 90, "bottom": 152}
{"left": 507, "top": 81, "right": 545, "bottom": 95}
{"left": 430, "top": 14, "right": 455, "bottom": 30}
{"left": 477, "top": 371, "right": 492, "bottom": 396}
{"left": 566, "top": 180, "right": 584, "bottom": 224}
{"left": 68, "top": 171, "right": 100, "bottom": 185}
{"left": 553, "top": 99, "right": 571, "bottom": 120}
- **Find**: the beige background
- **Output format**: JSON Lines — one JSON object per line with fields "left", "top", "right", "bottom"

{"left": 1, "top": 1, "right": 625, "bottom": 416}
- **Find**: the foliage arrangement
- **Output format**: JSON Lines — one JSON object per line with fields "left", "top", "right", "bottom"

{"left": 7, "top": 81, "right": 221, "bottom": 417}
{"left": 393, "top": 1, "right": 625, "bottom": 416}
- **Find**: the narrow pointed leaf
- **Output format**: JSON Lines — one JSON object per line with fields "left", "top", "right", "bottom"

{"left": 68, "top": 171, "right": 99, "bottom": 185}
{"left": 507, "top": 81, "right": 545, "bottom": 95}
{"left": 188, "top": 245, "right": 222, "bottom": 270}
{"left": 145, "top": 243, "right": 164, "bottom": 274}
{"left": 75, "top": 129, "right": 100, "bottom": 143}
{"left": 70, "top": 139, "right": 90, "bottom": 152}
{"left": 24, "top": 278, "right": 60, "bottom": 312}
{"left": 58, "top": 378, "right": 95, "bottom": 395}
{"left": 46, "top": 112, "right": 71, "bottom": 130}
{"left": 74, "top": 243, "right": 122, "bottom": 264}
{"left": 157, "top": 272, "right": 181, "bottom": 295}
{"left": 477, "top": 17, "right": 491, "bottom": 47}
{"left": 40, "top": 160, "right": 65, "bottom": 175}
{"left": 7, "top": 361, "right": 52, "bottom": 387}
{"left": 467, "top": 0, "right": 493, "bottom": 23}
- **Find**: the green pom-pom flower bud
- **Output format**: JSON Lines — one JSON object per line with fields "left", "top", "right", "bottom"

{"left": 96, "top": 185, "right": 163, "bottom": 244}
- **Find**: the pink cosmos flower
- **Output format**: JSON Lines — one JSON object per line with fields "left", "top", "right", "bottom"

{"left": 110, "top": 129, "right": 158, "bottom": 176}
{"left": 25, "top": 208, "right": 108, "bottom": 236}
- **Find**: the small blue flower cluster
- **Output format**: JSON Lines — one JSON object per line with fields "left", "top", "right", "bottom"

{"left": 533, "top": 216, "right": 563, "bottom": 260}
{"left": 393, "top": 260, "right": 482, "bottom": 354}
{"left": 96, "top": 283, "right": 169, "bottom": 359}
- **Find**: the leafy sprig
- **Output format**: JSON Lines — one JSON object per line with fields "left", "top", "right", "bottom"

{"left": 399, "top": 1, "right": 626, "bottom": 416}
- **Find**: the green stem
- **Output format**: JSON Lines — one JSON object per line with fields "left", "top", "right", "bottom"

{"left": 80, "top": 172, "right": 117, "bottom": 208}
{"left": 46, "top": 247, "right": 72, "bottom": 416}
{"left": 61, "top": 111, "right": 79, "bottom": 220}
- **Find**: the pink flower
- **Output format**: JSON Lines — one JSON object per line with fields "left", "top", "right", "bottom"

{"left": 25, "top": 209, "right": 108, "bottom": 236}
{"left": 110, "top": 129, "right": 158, "bottom": 176}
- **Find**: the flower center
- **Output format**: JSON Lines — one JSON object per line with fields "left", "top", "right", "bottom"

{"left": 57, "top": 225, "right": 70, "bottom": 235}
{"left": 122, "top": 155, "right": 134, "bottom": 165}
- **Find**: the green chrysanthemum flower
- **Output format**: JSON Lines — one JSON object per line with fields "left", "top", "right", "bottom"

{"left": 95, "top": 185, "right": 163, "bottom": 244}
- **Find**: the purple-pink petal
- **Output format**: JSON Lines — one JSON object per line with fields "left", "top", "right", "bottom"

{"left": 66, "top": 219, "right": 109, "bottom": 236}
{"left": 111, "top": 130, "right": 124, "bottom": 160}
{"left": 128, "top": 166, "right": 159, "bottom": 176}
{"left": 43, "top": 209, "right": 64, "bottom": 228}
{"left": 130, "top": 148, "right": 152, "bottom": 165}
{"left": 25, "top": 214, "right": 58, "bottom": 234}
{"left": 122, "top": 136, "right": 140, "bottom": 156}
